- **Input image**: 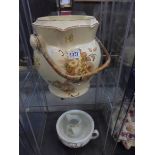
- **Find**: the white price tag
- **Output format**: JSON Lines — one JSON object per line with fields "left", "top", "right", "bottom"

{"left": 68, "top": 49, "right": 81, "bottom": 59}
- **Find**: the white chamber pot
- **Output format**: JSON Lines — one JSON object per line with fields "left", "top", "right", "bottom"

{"left": 56, "top": 110, "right": 99, "bottom": 148}
{"left": 30, "top": 15, "right": 111, "bottom": 98}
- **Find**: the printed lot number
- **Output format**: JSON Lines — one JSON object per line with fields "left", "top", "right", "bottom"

{"left": 68, "top": 49, "right": 81, "bottom": 59}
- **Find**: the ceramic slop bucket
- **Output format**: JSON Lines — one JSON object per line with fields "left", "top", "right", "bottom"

{"left": 30, "top": 15, "right": 111, "bottom": 98}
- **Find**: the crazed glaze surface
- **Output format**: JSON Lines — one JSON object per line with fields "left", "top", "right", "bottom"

{"left": 32, "top": 15, "right": 101, "bottom": 98}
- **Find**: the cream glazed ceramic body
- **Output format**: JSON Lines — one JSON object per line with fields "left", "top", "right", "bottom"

{"left": 30, "top": 15, "right": 110, "bottom": 98}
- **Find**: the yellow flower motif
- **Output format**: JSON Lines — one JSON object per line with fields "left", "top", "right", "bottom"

{"left": 68, "top": 60, "right": 78, "bottom": 68}
{"left": 64, "top": 50, "right": 95, "bottom": 76}
{"left": 34, "top": 57, "right": 40, "bottom": 67}
{"left": 65, "top": 34, "right": 73, "bottom": 43}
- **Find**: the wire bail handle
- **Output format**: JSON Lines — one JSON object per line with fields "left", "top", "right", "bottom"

{"left": 30, "top": 34, "right": 111, "bottom": 83}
